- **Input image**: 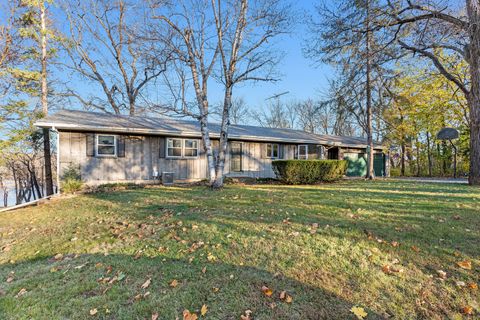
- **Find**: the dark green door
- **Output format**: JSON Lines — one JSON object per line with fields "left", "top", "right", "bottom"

{"left": 230, "top": 142, "right": 242, "bottom": 172}
{"left": 373, "top": 153, "right": 385, "bottom": 177}
{"left": 344, "top": 153, "right": 367, "bottom": 177}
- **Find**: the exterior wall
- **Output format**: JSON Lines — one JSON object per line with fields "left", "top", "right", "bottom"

{"left": 59, "top": 132, "right": 158, "bottom": 184}
{"left": 59, "top": 131, "right": 387, "bottom": 184}
{"left": 59, "top": 132, "right": 294, "bottom": 184}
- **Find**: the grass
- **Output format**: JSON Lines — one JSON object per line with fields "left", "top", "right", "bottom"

{"left": 0, "top": 180, "right": 479, "bottom": 319}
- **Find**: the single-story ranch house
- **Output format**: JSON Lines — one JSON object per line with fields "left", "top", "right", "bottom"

{"left": 35, "top": 110, "right": 387, "bottom": 184}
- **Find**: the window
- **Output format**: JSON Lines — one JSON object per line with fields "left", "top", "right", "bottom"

{"left": 166, "top": 138, "right": 199, "bottom": 158}
{"left": 96, "top": 135, "right": 116, "bottom": 156}
{"left": 298, "top": 145, "right": 308, "bottom": 160}
{"left": 167, "top": 138, "right": 183, "bottom": 157}
{"left": 266, "top": 143, "right": 279, "bottom": 158}
{"left": 184, "top": 139, "right": 198, "bottom": 157}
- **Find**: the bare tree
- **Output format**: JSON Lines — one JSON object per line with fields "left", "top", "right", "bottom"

{"left": 295, "top": 99, "right": 332, "bottom": 134}
{"left": 253, "top": 99, "right": 295, "bottom": 128}
{"left": 61, "top": 0, "right": 170, "bottom": 115}
{"left": 213, "top": 97, "right": 250, "bottom": 124}
{"left": 306, "top": 0, "right": 396, "bottom": 178}
{"left": 154, "top": 0, "right": 290, "bottom": 187}
{"left": 376, "top": 0, "right": 480, "bottom": 185}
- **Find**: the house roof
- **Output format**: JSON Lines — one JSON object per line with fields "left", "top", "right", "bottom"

{"left": 35, "top": 109, "right": 383, "bottom": 149}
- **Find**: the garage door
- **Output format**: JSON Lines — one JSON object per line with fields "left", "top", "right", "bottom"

{"left": 374, "top": 153, "right": 385, "bottom": 177}
{"left": 344, "top": 153, "right": 367, "bottom": 177}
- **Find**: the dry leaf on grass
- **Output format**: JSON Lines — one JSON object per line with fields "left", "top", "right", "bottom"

{"left": 461, "top": 305, "right": 474, "bottom": 315}
{"left": 436, "top": 270, "right": 447, "bottom": 279}
{"left": 170, "top": 279, "right": 179, "bottom": 288}
{"left": 15, "top": 288, "right": 27, "bottom": 298}
{"left": 411, "top": 245, "right": 420, "bottom": 252}
{"left": 152, "top": 313, "right": 159, "bottom": 320}
{"left": 261, "top": 285, "right": 273, "bottom": 297}
{"left": 201, "top": 304, "right": 208, "bottom": 316}
{"left": 468, "top": 282, "right": 478, "bottom": 290}
{"left": 279, "top": 290, "right": 293, "bottom": 303}
{"left": 141, "top": 278, "right": 151, "bottom": 289}
{"left": 183, "top": 309, "right": 198, "bottom": 320}
{"left": 457, "top": 260, "right": 472, "bottom": 270}
{"left": 350, "top": 306, "right": 368, "bottom": 319}
{"left": 89, "top": 308, "right": 98, "bottom": 316}
{"left": 240, "top": 310, "right": 253, "bottom": 320}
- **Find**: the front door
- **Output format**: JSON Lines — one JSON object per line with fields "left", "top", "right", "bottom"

{"left": 230, "top": 142, "right": 242, "bottom": 172}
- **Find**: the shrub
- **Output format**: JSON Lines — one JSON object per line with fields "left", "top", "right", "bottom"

{"left": 61, "top": 163, "right": 83, "bottom": 193}
{"left": 272, "top": 160, "right": 348, "bottom": 184}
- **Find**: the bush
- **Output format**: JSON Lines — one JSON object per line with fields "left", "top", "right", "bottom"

{"left": 272, "top": 160, "right": 348, "bottom": 184}
{"left": 62, "top": 179, "right": 83, "bottom": 194}
{"left": 61, "top": 163, "right": 83, "bottom": 193}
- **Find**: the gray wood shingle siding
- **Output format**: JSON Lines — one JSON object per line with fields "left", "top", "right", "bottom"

{"left": 59, "top": 132, "right": 304, "bottom": 184}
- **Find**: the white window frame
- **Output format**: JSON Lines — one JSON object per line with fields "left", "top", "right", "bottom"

{"left": 266, "top": 143, "right": 279, "bottom": 159}
{"left": 184, "top": 139, "right": 199, "bottom": 158}
{"left": 96, "top": 134, "right": 117, "bottom": 157}
{"left": 297, "top": 144, "right": 308, "bottom": 160}
{"left": 166, "top": 138, "right": 200, "bottom": 159}
{"left": 166, "top": 138, "right": 183, "bottom": 158}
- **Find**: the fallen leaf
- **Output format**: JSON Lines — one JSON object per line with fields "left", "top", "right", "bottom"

{"left": 391, "top": 241, "right": 399, "bottom": 247}
{"left": 201, "top": 304, "right": 208, "bottom": 316}
{"left": 201, "top": 267, "right": 207, "bottom": 274}
{"left": 207, "top": 253, "right": 216, "bottom": 261}
{"left": 279, "top": 290, "right": 293, "bottom": 303}
{"left": 468, "top": 282, "right": 478, "bottom": 290}
{"left": 436, "top": 270, "right": 447, "bottom": 279}
{"left": 455, "top": 281, "right": 466, "bottom": 287}
{"left": 152, "top": 313, "right": 159, "bottom": 320}
{"left": 141, "top": 278, "right": 151, "bottom": 289}
{"left": 261, "top": 285, "right": 273, "bottom": 297}
{"left": 183, "top": 309, "right": 198, "bottom": 320}
{"left": 15, "top": 288, "right": 27, "bottom": 298}
{"left": 350, "top": 306, "right": 368, "bottom": 319}
{"left": 6, "top": 275, "right": 14, "bottom": 283}
{"left": 212, "top": 287, "right": 219, "bottom": 293}
{"left": 411, "top": 245, "right": 420, "bottom": 252}
{"left": 89, "top": 308, "right": 98, "bottom": 316}
{"left": 457, "top": 260, "right": 472, "bottom": 270}
{"left": 462, "top": 305, "right": 473, "bottom": 315}
{"left": 170, "top": 279, "right": 178, "bottom": 288}
{"left": 240, "top": 310, "right": 253, "bottom": 320}
{"left": 382, "top": 265, "right": 391, "bottom": 274}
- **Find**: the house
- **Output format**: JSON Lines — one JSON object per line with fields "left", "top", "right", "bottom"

{"left": 35, "top": 109, "right": 387, "bottom": 184}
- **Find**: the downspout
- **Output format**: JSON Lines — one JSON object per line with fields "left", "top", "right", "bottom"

{"left": 51, "top": 126, "right": 60, "bottom": 194}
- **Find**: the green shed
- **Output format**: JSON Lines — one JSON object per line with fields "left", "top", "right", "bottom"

{"left": 344, "top": 152, "right": 385, "bottom": 177}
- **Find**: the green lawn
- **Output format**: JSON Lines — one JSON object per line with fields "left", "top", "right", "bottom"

{"left": 0, "top": 180, "right": 479, "bottom": 319}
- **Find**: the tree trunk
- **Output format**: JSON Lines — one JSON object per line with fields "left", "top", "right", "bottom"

{"left": 199, "top": 114, "right": 216, "bottom": 186}
{"left": 467, "top": 0, "right": 480, "bottom": 185}
{"left": 426, "top": 131, "right": 432, "bottom": 176}
{"left": 365, "top": 0, "right": 374, "bottom": 179}
{"left": 41, "top": 5, "right": 54, "bottom": 196}
{"left": 213, "top": 85, "right": 233, "bottom": 189}
{"left": 416, "top": 137, "right": 420, "bottom": 177}
{"left": 401, "top": 142, "right": 405, "bottom": 176}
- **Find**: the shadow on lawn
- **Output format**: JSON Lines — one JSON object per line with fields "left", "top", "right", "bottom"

{"left": 88, "top": 184, "right": 479, "bottom": 258}
{"left": 0, "top": 254, "right": 385, "bottom": 320}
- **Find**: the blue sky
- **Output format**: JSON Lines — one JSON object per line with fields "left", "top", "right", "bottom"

{"left": 47, "top": 0, "right": 335, "bottom": 117}
{"left": 210, "top": 0, "right": 335, "bottom": 112}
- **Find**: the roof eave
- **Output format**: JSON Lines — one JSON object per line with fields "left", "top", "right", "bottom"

{"left": 35, "top": 121, "right": 383, "bottom": 150}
